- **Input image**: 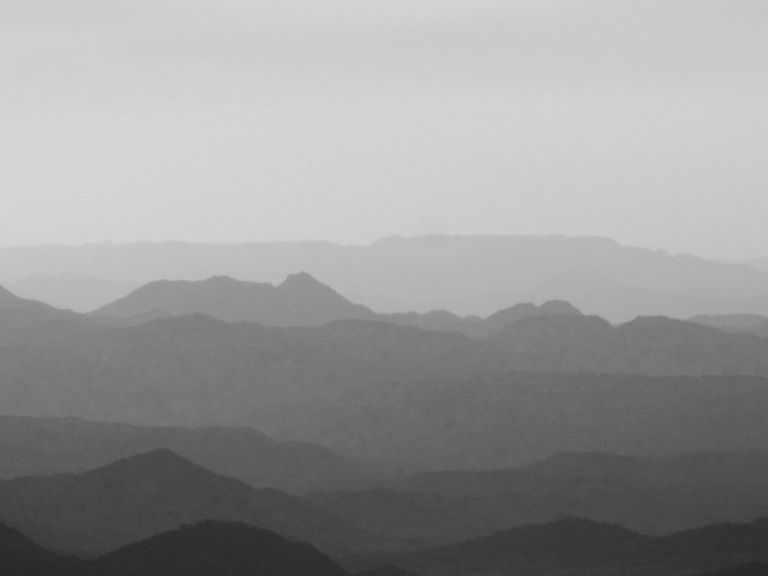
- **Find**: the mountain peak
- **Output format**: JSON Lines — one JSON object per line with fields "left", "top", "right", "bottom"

{"left": 93, "top": 449, "right": 208, "bottom": 477}
{"left": 280, "top": 271, "right": 323, "bottom": 289}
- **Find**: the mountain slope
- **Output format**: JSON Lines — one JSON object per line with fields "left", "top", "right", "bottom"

{"left": 384, "top": 300, "right": 582, "bottom": 339}
{"left": 91, "top": 521, "right": 349, "bottom": 576}
{"left": 311, "top": 450, "right": 768, "bottom": 542}
{"left": 0, "top": 285, "right": 106, "bottom": 347}
{"left": 95, "top": 273, "right": 376, "bottom": 325}
{"left": 0, "top": 414, "right": 380, "bottom": 493}
{"left": 10, "top": 274, "right": 136, "bottom": 314}
{"left": 0, "top": 520, "right": 350, "bottom": 576}
{"left": 0, "top": 315, "right": 502, "bottom": 425}
{"left": 691, "top": 314, "right": 768, "bottom": 337}
{"left": 0, "top": 521, "right": 81, "bottom": 576}
{"left": 394, "top": 517, "right": 768, "bottom": 576}
{"left": 0, "top": 450, "right": 373, "bottom": 556}
{"left": 490, "top": 315, "right": 768, "bottom": 375}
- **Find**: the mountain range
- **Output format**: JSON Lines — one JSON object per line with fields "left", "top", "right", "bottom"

{"left": 0, "top": 449, "right": 383, "bottom": 558}
{"left": 388, "top": 517, "right": 768, "bottom": 576}
{"left": 2, "top": 235, "right": 768, "bottom": 320}
{"left": 0, "top": 520, "right": 348, "bottom": 576}
{"left": 0, "top": 414, "right": 381, "bottom": 493}
{"left": 4, "top": 277, "right": 768, "bottom": 470}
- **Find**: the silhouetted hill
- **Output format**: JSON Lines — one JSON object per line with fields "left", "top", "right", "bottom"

{"left": 691, "top": 314, "right": 768, "bottom": 337}
{"left": 0, "top": 521, "right": 80, "bottom": 576}
{"left": 0, "top": 450, "right": 373, "bottom": 556}
{"left": 394, "top": 517, "right": 768, "bottom": 575}
{"left": 0, "top": 414, "right": 381, "bottom": 493}
{"left": 397, "top": 518, "right": 645, "bottom": 575}
{"left": 95, "top": 273, "right": 376, "bottom": 325}
{"left": 91, "top": 520, "right": 349, "bottom": 576}
{"left": 385, "top": 300, "right": 582, "bottom": 339}
{"left": 491, "top": 315, "right": 768, "bottom": 375}
{"left": 0, "top": 520, "right": 350, "bottom": 576}
{"left": 703, "top": 562, "right": 768, "bottom": 576}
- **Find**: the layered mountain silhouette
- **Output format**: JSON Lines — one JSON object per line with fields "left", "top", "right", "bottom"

{"left": 703, "top": 563, "right": 768, "bottom": 576}
{"left": 0, "top": 312, "right": 502, "bottom": 425}
{"left": 90, "top": 521, "right": 350, "bottom": 576}
{"left": 311, "top": 451, "right": 768, "bottom": 542}
{"left": 95, "top": 273, "right": 377, "bottom": 326}
{"left": 0, "top": 415, "right": 381, "bottom": 493}
{"left": 384, "top": 300, "right": 582, "bottom": 339}
{"left": 0, "top": 521, "right": 80, "bottom": 576}
{"left": 2, "top": 235, "right": 766, "bottom": 320}
{"left": 392, "top": 517, "right": 768, "bottom": 576}
{"left": 0, "top": 520, "right": 349, "bottom": 576}
{"left": 490, "top": 314, "right": 768, "bottom": 375}
{"left": 92, "top": 272, "right": 583, "bottom": 338}
{"left": 0, "top": 450, "right": 375, "bottom": 557}
{"left": 256, "top": 372, "right": 768, "bottom": 469}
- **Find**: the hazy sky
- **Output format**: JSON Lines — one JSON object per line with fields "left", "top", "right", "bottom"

{"left": 1, "top": 0, "right": 767, "bottom": 259}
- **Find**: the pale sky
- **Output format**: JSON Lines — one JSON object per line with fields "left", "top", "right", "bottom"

{"left": 1, "top": 0, "right": 767, "bottom": 259}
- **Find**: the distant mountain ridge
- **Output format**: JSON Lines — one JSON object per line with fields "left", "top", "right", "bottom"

{"left": 93, "top": 272, "right": 583, "bottom": 338}
{"left": 690, "top": 314, "right": 768, "bottom": 337}
{"left": 2, "top": 235, "right": 767, "bottom": 320}
{"left": 95, "top": 273, "right": 377, "bottom": 326}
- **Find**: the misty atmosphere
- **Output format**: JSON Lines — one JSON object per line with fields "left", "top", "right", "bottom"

{"left": 2, "top": 1, "right": 768, "bottom": 575}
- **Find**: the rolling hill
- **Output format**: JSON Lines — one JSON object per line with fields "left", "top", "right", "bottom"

{"left": 0, "top": 414, "right": 381, "bottom": 493}
{"left": 0, "top": 450, "right": 376, "bottom": 557}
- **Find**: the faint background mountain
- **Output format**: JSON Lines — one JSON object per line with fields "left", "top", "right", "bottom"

{"left": 94, "top": 272, "right": 582, "bottom": 338}
{"left": 10, "top": 274, "right": 137, "bottom": 313}
{"left": 690, "top": 314, "right": 768, "bottom": 338}
{"left": 1, "top": 235, "right": 766, "bottom": 321}
{"left": 95, "top": 273, "right": 375, "bottom": 326}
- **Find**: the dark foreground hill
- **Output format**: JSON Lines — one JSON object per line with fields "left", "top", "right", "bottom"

{"left": 703, "top": 563, "right": 768, "bottom": 576}
{"left": 0, "top": 522, "right": 81, "bottom": 576}
{"left": 0, "top": 414, "right": 381, "bottom": 493}
{"left": 0, "top": 520, "right": 349, "bottom": 576}
{"left": 0, "top": 450, "right": 378, "bottom": 557}
{"left": 90, "top": 521, "right": 349, "bottom": 576}
{"left": 390, "top": 517, "right": 768, "bottom": 576}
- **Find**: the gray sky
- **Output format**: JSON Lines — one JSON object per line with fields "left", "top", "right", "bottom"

{"left": 1, "top": 0, "right": 767, "bottom": 259}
